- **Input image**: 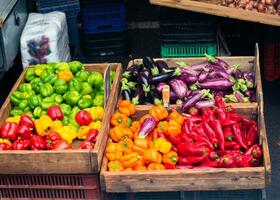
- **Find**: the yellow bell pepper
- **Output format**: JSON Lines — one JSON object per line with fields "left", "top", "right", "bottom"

{"left": 0, "top": 138, "right": 12, "bottom": 146}
{"left": 35, "top": 115, "right": 53, "bottom": 136}
{"left": 6, "top": 116, "right": 21, "bottom": 123}
{"left": 58, "top": 70, "right": 73, "bottom": 82}
{"left": 56, "top": 126, "right": 77, "bottom": 144}
{"left": 154, "top": 137, "right": 172, "bottom": 154}
{"left": 106, "top": 142, "right": 123, "bottom": 161}
{"left": 89, "top": 121, "right": 102, "bottom": 131}
{"left": 50, "top": 120, "right": 63, "bottom": 132}
{"left": 77, "top": 126, "right": 91, "bottom": 140}
{"left": 86, "top": 106, "right": 104, "bottom": 121}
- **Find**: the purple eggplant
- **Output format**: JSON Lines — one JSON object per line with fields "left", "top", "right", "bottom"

{"left": 179, "top": 67, "right": 199, "bottom": 77}
{"left": 138, "top": 71, "right": 150, "bottom": 96}
{"left": 199, "top": 78, "right": 233, "bottom": 90}
{"left": 132, "top": 85, "right": 144, "bottom": 105}
{"left": 143, "top": 57, "right": 160, "bottom": 76}
{"left": 170, "top": 89, "right": 178, "bottom": 101}
{"left": 188, "top": 90, "right": 201, "bottom": 98}
{"left": 189, "top": 61, "right": 209, "bottom": 71}
{"left": 235, "top": 92, "right": 244, "bottom": 103}
{"left": 178, "top": 73, "right": 198, "bottom": 84}
{"left": 198, "top": 71, "right": 209, "bottom": 82}
{"left": 156, "top": 82, "right": 168, "bottom": 94}
{"left": 123, "top": 64, "right": 140, "bottom": 80}
{"left": 226, "top": 67, "right": 234, "bottom": 75}
{"left": 182, "top": 91, "right": 204, "bottom": 112}
{"left": 151, "top": 68, "right": 181, "bottom": 83}
{"left": 195, "top": 100, "right": 215, "bottom": 109}
{"left": 205, "top": 54, "right": 229, "bottom": 69}
{"left": 170, "top": 79, "right": 188, "bottom": 99}
{"left": 155, "top": 60, "right": 169, "bottom": 72}
{"left": 138, "top": 117, "right": 157, "bottom": 138}
{"left": 122, "top": 89, "right": 131, "bottom": 100}
{"left": 209, "top": 70, "right": 230, "bottom": 80}
{"left": 212, "top": 90, "right": 224, "bottom": 97}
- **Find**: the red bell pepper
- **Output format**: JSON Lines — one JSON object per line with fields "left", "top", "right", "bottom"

{"left": 223, "top": 126, "right": 233, "bottom": 141}
{"left": 19, "top": 114, "right": 35, "bottom": 128}
{"left": 245, "top": 144, "right": 262, "bottom": 159}
{"left": 218, "top": 154, "right": 236, "bottom": 168}
{"left": 246, "top": 124, "right": 258, "bottom": 147}
{"left": 178, "top": 153, "right": 209, "bottom": 165}
{"left": 53, "top": 140, "right": 72, "bottom": 150}
{"left": 177, "top": 142, "right": 209, "bottom": 157}
{"left": 164, "top": 163, "right": 176, "bottom": 170}
{"left": 188, "top": 107, "right": 198, "bottom": 116}
{"left": 0, "top": 142, "right": 11, "bottom": 150}
{"left": 235, "top": 154, "right": 252, "bottom": 167}
{"left": 45, "top": 132, "right": 62, "bottom": 150}
{"left": 211, "top": 119, "right": 225, "bottom": 151}
{"left": 85, "top": 129, "right": 99, "bottom": 143}
{"left": 0, "top": 122, "right": 18, "bottom": 141}
{"left": 12, "top": 139, "right": 31, "bottom": 150}
{"left": 17, "top": 124, "right": 32, "bottom": 139}
{"left": 79, "top": 141, "right": 94, "bottom": 150}
{"left": 47, "top": 105, "right": 64, "bottom": 120}
{"left": 167, "top": 134, "right": 182, "bottom": 146}
{"left": 201, "top": 158, "right": 219, "bottom": 168}
{"left": 75, "top": 110, "right": 92, "bottom": 126}
{"left": 208, "top": 151, "right": 219, "bottom": 161}
{"left": 180, "top": 132, "right": 193, "bottom": 143}
{"left": 249, "top": 157, "right": 260, "bottom": 167}
{"left": 232, "top": 123, "right": 248, "bottom": 149}
{"left": 202, "top": 119, "right": 218, "bottom": 147}
{"left": 224, "top": 141, "right": 240, "bottom": 150}
{"left": 30, "top": 135, "right": 45, "bottom": 150}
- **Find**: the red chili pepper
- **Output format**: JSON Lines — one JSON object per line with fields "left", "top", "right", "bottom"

{"left": 208, "top": 151, "right": 219, "bottom": 161}
{"left": 224, "top": 141, "right": 239, "bottom": 150}
{"left": 202, "top": 119, "right": 218, "bottom": 147}
{"left": 189, "top": 131, "right": 214, "bottom": 150}
{"left": 228, "top": 113, "right": 242, "bottom": 122}
{"left": 53, "top": 140, "right": 72, "bottom": 150}
{"left": 246, "top": 124, "right": 258, "bottom": 147}
{"left": 242, "top": 118, "right": 257, "bottom": 126}
{"left": 0, "top": 143, "right": 11, "bottom": 150}
{"left": 225, "top": 105, "right": 235, "bottom": 113}
{"left": 30, "top": 135, "right": 45, "bottom": 150}
{"left": 218, "top": 154, "right": 236, "bottom": 168}
{"left": 0, "top": 122, "right": 18, "bottom": 141}
{"left": 216, "top": 150, "right": 241, "bottom": 157}
{"left": 19, "top": 114, "right": 35, "bottom": 128}
{"left": 201, "top": 158, "right": 219, "bottom": 168}
{"left": 245, "top": 144, "right": 262, "bottom": 159}
{"left": 85, "top": 129, "right": 99, "bottom": 143}
{"left": 183, "top": 115, "right": 202, "bottom": 123}
{"left": 188, "top": 107, "right": 198, "bottom": 116}
{"left": 45, "top": 132, "right": 62, "bottom": 150}
{"left": 211, "top": 119, "right": 225, "bottom": 151}
{"left": 232, "top": 123, "right": 248, "bottom": 149}
{"left": 17, "top": 124, "right": 32, "bottom": 139}
{"left": 47, "top": 105, "right": 64, "bottom": 120}
{"left": 180, "top": 132, "right": 193, "bottom": 143}
{"left": 79, "top": 141, "right": 94, "bottom": 150}
{"left": 182, "top": 120, "right": 190, "bottom": 135}
{"left": 164, "top": 163, "right": 177, "bottom": 170}
{"left": 215, "top": 96, "right": 225, "bottom": 109}
{"left": 12, "top": 139, "right": 31, "bottom": 150}
{"left": 220, "top": 119, "right": 237, "bottom": 127}
{"left": 193, "top": 124, "right": 209, "bottom": 140}
{"left": 178, "top": 154, "right": 209, "bottom": 165}
{"left": 223, "top": 126, "right": 233, "bottom": 141}
{"left": 177, "top": 142, "right": 209, "bottom": 157}
{"left": 216, "top": 108, "right": 226, "bottom": 120}
{"left": 235, "top": 154, "right": 260, "bottom": 167}
{"left": 249, "top": 158, "right": 260, "bottom": 167}
{"left": 167, "top": 134, "right": 182, "bottom": 146}
{"left": 75, "top": 110, "right": 92, "bottom": 126}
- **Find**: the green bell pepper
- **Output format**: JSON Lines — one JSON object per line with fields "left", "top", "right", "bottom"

{"left": 52, "top": 93, "right": 63, "bottom": 104}
{"left": 39, "top": 83, "right": 54, "bottom": 97}
{"left": 68, "top": 121, "right": 80, "bottom": 132}
{"left": 23, "top": 106, "right": 31, "bottom": 113}
{"left": 93, "top": 93, "right": 104, "bottom": 107}
{"left": 31, "top": 78, "right": 43, "bottom": 94}
{"left": 10, "top": 91, "right": 24, "bottom": 106}
{"left": 25, "top": 68, "right": 36, "bottom": 82}
{"left": 68, "top": 106, "right": 80, "bottom": 129}
{"left": 33, "top": 106, "right": 43, "bottom": 118}
{"left": 28, "top": 95, "right": 41, "bottom": 109}
{"left": 41, "top": 97, "right": 55, "bottom": 110}
{"left": 63, "top": 91, "right": 81, "bottom": 106}
{"left": 77, "top": 97, "right": 92, "bottom": 109}
{"left": 69, "top": 61, "right": 83, "bottom": 74}
{"left": 60, "top": 103, "right": 72, "bottom": 116}
{"left": 81, "top": 82, "right": 93, "bottom": 95}
{"left": 22, "top": 90, "right": 35, "bottom": 99}
{"left": 54, "top": 79, "right": 68, "bottom": 94}
{"left": 40, "top": 71, "right": 58, "bottom": 84}
{"left": 19, "top": 100, "right": 29, "bottom": 110}
{"left": 55, "top": 62, "right": 70, "bottom": 72}
{"left": 18, "top": 83, "right": 32, "bottom": 92}
{"left": 87, "top": 71, "right": 103, "bottom": 86}
{"left": 10, "top": 109, "right": 23, "bottom": 117}
{"left": 41, "top": 110, "right": 47, "bottom": 117}
{"left": 69, "top": 78, "right": 82, "bottom": 92}
{"left": 75, "top": 70, "right": 89, "bottom": 82}
{"left": 62, "top": 116, "right": 69, "bottom": 125}
{"left": 34, "top": 64, "right": 48, "bottom": 76}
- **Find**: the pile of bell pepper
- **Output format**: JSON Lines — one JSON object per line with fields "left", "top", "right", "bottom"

{"left": 105, "top": 98, "right": 262, "bottom": 171}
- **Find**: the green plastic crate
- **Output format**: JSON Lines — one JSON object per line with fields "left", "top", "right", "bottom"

{"left": 161, "top": 43, "right": 217, "bottom": 57}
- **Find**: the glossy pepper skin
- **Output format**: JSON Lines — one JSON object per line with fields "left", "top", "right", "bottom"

{"left": 149, "top": 105, "right": 168, "bottom": 122}
{"left": 45, "top": 132, "right": 62, "bottom": 150}
{"left": 167, "top": 120, "right": 181, "bottom": 136}
{"left": 35, "top": 115, "right": 53, "bottom": 136}
{"left": 246, "top": 124, "right": 258, "bottom": 147}
{"left": 211, "top": 119, "right": 225, "bottom": 151}
{"left": 223, "top": 126, "right": 233, "bottom": 141}
{"left": 19, "top": 114, "right": 35, "bottom": 129}
{"left": 188, "top": 107, "right": 198, "bottom": 116}
{"left": 156, "top": 121, "right": 168, "bottom": 135}
{"left": 108, "top": 161, "right": 124, "bottom": 172}
{"left": 79, "top": 141, "right": 94, "bottom": 150}
{"left": 63, "top": 91, "right": 82, "bottom": 106}
{"left": 17, "top": 124, "right": 32, "bottom": 139}
{"left": 147, "top": 163, "right": 165, "bottom": 170}
{"left": 75, "top": 110, "right": 92, "bottom": 126}
{"left": 1, "top": 122, "right": 18, "bottom": 141}
{"left": 30, "top": 135, "right": 46, "bottom": 150}
{"left": 202, "top": 119, "right": 218, "bottom": 147}
{"left": 154, "top": 137, "right": 172, "bottom": 154}
{"left": 58, "top": 70, "right": 73, "bottom": 82}
{"left": 47, "top": 105, "right": 64, "bottom": 120}
{"left": 218, "top": 154, "right": 236, "bottom": 168}
{"left": 162, "top": 151, "right": 178, "bottom": 165}
{"left": 12, "top": 139, "right": 31, "bottom": 150}
{"left": 232, "top": 123, "right": 248, "bottom": 149}
{"left": 178, "top": 154, "right": 209, "bottom": 165}
{"left": 85, "top": 129, "right": 99, "bottom": 143}
{"left": 169, "top": 111, "right": 184, "bottom": 125}
{"left": 143, "top": 148, "right": 162, "bottom": 164}
{"left": 120, "top": 152, "right": 141, "bottom": 168}
{"left": 0, "top": 142, "right": 11, "bottom": 150}
{"left": 24, "top": 68, "right": 36, "bottom": 82}
{"left": 77, "top": 97, "right": 92, "bottom": 109}
{"left": 39, "top": 83, "right": 54, "bottom": 97}
{"left": 106, "top": 143, "right": 123, "bottom": 161}
{"left": 118, "top": 100, "right": 136, "bottom": 117}
{"left": 132, "top": 138, "right": 148, "bottom": 154}
{"left": 110, "top": 112, "right": 131, "bottom": 128}
{"left": 53, "top": 140, "right": 72, "bottom": 150}
{"left": 54, "top": 79, "right": 68, "bottom": 94}
{"left": 177, "top": 142, "right": 209, "bottom": 157}
{"left": 245, "top": 144, "right": 262, "bottom": 159}
{"left": 110, "top": 126, "right": 133, "bottom": 142}
{"left": 88, "top": 71, "right": 103, "bottom": 86}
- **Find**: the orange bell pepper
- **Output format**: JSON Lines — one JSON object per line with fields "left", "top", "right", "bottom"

{"left": 157, "top": 121, "right": 168, "bottom": 135}
{"left": 162, "top": 151, "right": 178, "bottom": 165}
{"left": 169, "top": 111, "right": 184, "bottom": 125}
{"left": 108, "top": 161, "right": 124, "bottom": 172}
{"left": 110, "top": 126, "right": 133, "bottom": 142}
{"left": 105, "top": 143, "right": 123, "bottom": 161}
{"left": 57, "top": 70, "right": 73, "bottom": 82}
{"left": 119, "top": 138, "right": 133, "bottom": 154}
{"left": 166, "top": 120, "right": 181, "bottom": 136}
{"left": 120, "top": 152, "right": 141, "bottom": 168}
{"left": 147, "top": 163, "right": 165, "bottom": 170}
{"left": 123, "top": 168, "right": 133, "bottom": 171}
{"left": 143, "top": 148, "right": 162, "bottom": 164}
{"left": 134, "top": 166, "right": 147, "bottom": 171}
{"left": 130, "top": 121, "right": 140, "bottom": 134}
{"left": 110, "top": 112, "right": 131, "bottom": 127}
{"left": 154, "top": 137, "right": 172, "bottom": 154}
{"left": 118, "top": 100, "right": 136, "bottom": 117}
{"left": 132, "top": 138, "right": 148, "bottom": 154}
{"left": 149, "top": 105, "right": 168, "bottom": 122}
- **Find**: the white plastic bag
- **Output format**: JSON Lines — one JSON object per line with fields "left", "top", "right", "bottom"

{"left": 20, "top": 11, "right": 71, "bottom": 68}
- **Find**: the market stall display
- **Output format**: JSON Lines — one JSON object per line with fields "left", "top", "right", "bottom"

{"left": 0, "top": 61, "right": 122, "bottom": 174}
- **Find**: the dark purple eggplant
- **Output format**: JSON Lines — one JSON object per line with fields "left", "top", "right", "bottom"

{"left": 132, "top": 85, "right": 144, "bottom": 105}
{"left": 138, "top": 117, "right": 157, "bottom": 138}
{"left": 138, "top": 72, "right": 151, "bottom": 96}
{"left": 199, "top": 78, "right": 233, "bottom": 90}
{"left": 151, "top": 68, "right": 181, "bottom": 84}
{"left": 150, "top": 90, "right": 162, "bottom": 105}
{"left": 170, "top": 89, "right": 178, "bottom": 101}
{"left": 143, "top": 57, "right": 160, "bottom": 76}
{"left": 121, "top": 89, "right": 131, "bottom": 101}
{"left": 156, "top": 82, "right": 168, "bottom": 94}
{"left": 122, "top": 64, "right": 140, "bottom": 80}
{"left": 245, "top": 90, "right": 254, "bottom": 101}
{"left": 189, "top": 61, "right": 209, "bottom": 71}
{"left": 188, "top": 90, "right": 201, "bottom": 98}
{"left": 182, "top": 91, "right": 204, "bottom": 112}
{"left": 198, "top": 71, "right": 209, "bottom": 82}
{"left": 155, "top": 60, "right": 169, "bottom": 72}
{"left": 169, "top": 79, "right": 188, "bottom": 99}
{"left": 178, "top": 73, "right": 198, "bottom": 84}
{"left": 195, "top": 100, "right": 215, "bottom": 109}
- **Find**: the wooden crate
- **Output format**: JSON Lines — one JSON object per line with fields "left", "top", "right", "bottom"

{"left": 100, "top": 102, "right": 271, "bottom": 192}
{"left": 125, "top": 44, "right": 262, "bottom": 110}
{"left": 150, "top": 0, "right": 280, "bottom": 27}
{"left": 0, "top": 63, "right": 122, "bottom": 174}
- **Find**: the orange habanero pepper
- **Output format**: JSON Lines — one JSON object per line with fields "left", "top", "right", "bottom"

{"left": 118, "top": 100, "right": 136, "bottom": 117}
{"left": 143, "top": 148, "right": 162, "bottom": 164}
{"left": 110, "top": 126, "right": 133, "bottom": 142}
{"left": 162, "top": 151, "right": 178, "bottom": 166}
{"left": 110, "top": 112, "right": 131, "bottom": 127}
{"left": 147, "top": 163, "right": 165, "bottom": 170}
{"left": 149, "top": 105, "right": 168, "bottom": 122}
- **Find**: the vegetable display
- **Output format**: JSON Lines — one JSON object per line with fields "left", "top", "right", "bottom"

{"left": 121, "top": 56, "right": 255, "bottom": 107}
{"left": 105, "top": 98, "right": 262, "bottom": 171}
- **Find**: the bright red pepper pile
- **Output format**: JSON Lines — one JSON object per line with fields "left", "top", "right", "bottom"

{"left": 165, "top": 96, "right": 262, "bottom": 169}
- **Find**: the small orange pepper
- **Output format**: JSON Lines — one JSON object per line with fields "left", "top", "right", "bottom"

{"left": 147, "top": 163, "right": 165, "bottom": 170}
{"left": 162, "top": 151, "right": 178, "bottom": 166}
{"left": 120, "top": 152, "right": 141, "bottom": 168}
{"left": 169, "top": 111, "right": 184, "bottom": 125}
{"left": 130, "top": 121, "right": 140, "bottom": 134}
{"left": 118, "top": 100, "right": 136, "bottom": 117}
{"left": 143, "top": 148, "right": 162, "bottom": 164}
{"left": 134, "top": 166, "right": 147, "bottom": 171}
{"left": 166, "top": 120, "right": 181, "bottom": 136}
{"left": 108, "top": 161, "right": 124, "bottom": 172}
{"left": 123, "top": 168, "right": 133, "bottom": 171}
{"left": 110, "top": 112, "right": 131, "bottom": 127}
{"left": 132, "top": 138, "right": 148, "bottom": 155}
{"left": 105, "top": 143, "right": 123, "bottom": 161}
{"left": 157, "top": 121, "right": 168, "bottom": 135}
{"left": 110, "top": 126, "right": 133, "bottom": 142}
{"left": 57, "top": 70, "right": 73, "bottom": 82}
{"left": 119, "top": 137, "right": 133, "bottom": 154}
{"left": 154, "top": 137, "right": 172, "bottom": 154}
{"left": 149, "top": 105, "right": 168, "bottom": 122}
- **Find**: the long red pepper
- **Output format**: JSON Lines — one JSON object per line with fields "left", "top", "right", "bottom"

{"left": 223, "top": 126, "right": 233, "bottom": 141}
{"left": 188, "top": 131, "right": 214, "bottom": 150}
{"left": 178, "top": 154, "right": 209, "bottom": 165}
{"left": 242, "top": 118, "right": 257, "bottom": 126}
{"left": 202, "top": 119, "right": 218, "bottom": 147}
{"left": 232, "top": 123, "right": 248, "bottom": 149}
{"left": 211, "top": 119, "right": 225, "bottom": 151}
{"left": 177, "top": 142, "right": 209, "bottom": 156}
{"left": 216, "top": 108, "right": 226, "bottom": 120}
{"left": 246, "top": 124, "right": 258, "bottom": 147}
{"left": 193, "top": 124, "right": 209, "bottom": 141}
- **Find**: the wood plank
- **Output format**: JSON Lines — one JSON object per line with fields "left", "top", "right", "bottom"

{"left": 150, "top": 0, "right": 280, "bottom": 27}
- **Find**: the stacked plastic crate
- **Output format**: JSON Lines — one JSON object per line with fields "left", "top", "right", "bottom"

{"left": 81, "top": 1, "right": 127, "bottom": 62}
{"left": 159, "top": 8, "right": 218, "bottom": 58}
{"left": 36, "top": 0, "right": 80, "bottom": 56}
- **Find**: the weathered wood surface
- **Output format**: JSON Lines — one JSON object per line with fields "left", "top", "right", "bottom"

{"left": 150, "top": 0, "right": 280, "bottom": 27}
{"left": 0, "top": 63, "right": 122, "bottom": 174}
